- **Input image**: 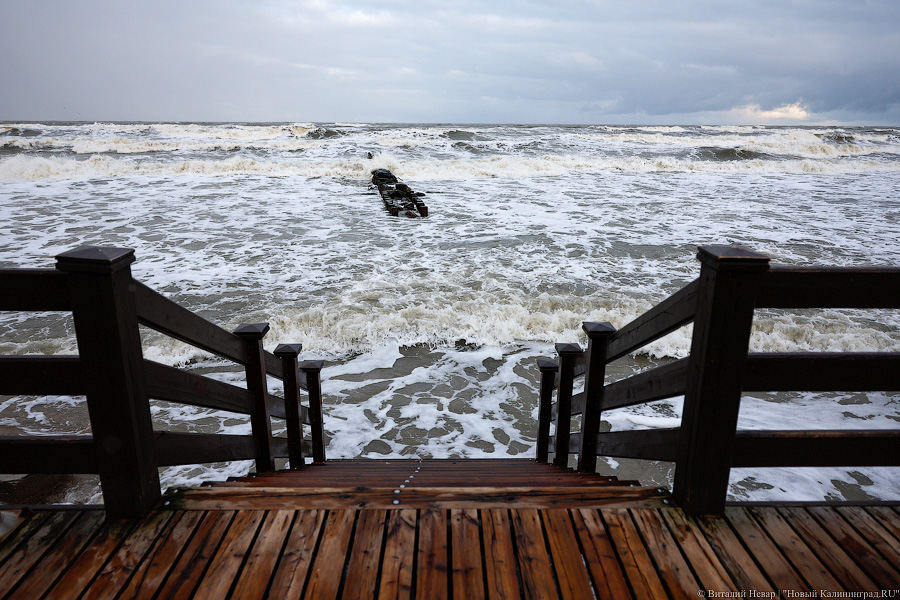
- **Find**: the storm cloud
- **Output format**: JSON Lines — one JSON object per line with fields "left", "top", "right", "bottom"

{"left": 2, "top": 0, "right": 898, "bottom": 124}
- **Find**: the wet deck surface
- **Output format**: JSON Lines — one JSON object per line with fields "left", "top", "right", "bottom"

{"left": 2, "top": 460, "right": 899, "bottom": 599}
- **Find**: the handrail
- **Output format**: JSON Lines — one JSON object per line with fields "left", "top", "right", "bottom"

{"left": 537, "top": 245, "right": 900, "bottom": 515}
{"left": 0, "top": 246, "right": 326, "bottom": 518}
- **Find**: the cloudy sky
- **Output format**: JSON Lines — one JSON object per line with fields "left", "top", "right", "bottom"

{"left": 2, "top": 0, "right": 898, "bottom": 125}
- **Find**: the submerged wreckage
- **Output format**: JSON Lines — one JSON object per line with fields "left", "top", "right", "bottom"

{"left": 371, "top": 169, "right": 428, "bottom": 217}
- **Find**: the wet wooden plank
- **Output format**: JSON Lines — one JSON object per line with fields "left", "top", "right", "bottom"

{"left": 543, "top": 508, "right": 595, "bottom": 600}
{"left": 379, "top": 509, "right": 417, "bottom": 600}
{"left": 8, "top": 510, "right": 106, "bottom": 600}
{"left": 268, "top": 510, "right": 326, "bottom": 598}
{"left": 482, "top": 509, "right": 521, "bottom": 600}
{"left": 302, "top": 510, "right": 356, "bottom": 600}
{"left": 81, "top": 510, "right": 178, "bottom": 600}
{"left": 0, "top": 511, "right": 79, "bottom": 595}
{"left": 168, "top": 485, "right": 667, "bottom": 510}
{"left": 659, "top": 508, "right": 737, "bottom": 593}
{"left": 512, "top": 508, "right": 558, "bottom": 600}
{"left": 630, "top": 507, "right": 698, "bottom": 599}
{"left": 836, "top": 506, "right": 900, "bottom": 567}
{"left": 0, "top": 511, "right": 51, "bottom": 567}
{"left": 450, "top": 508, "right": 485, "bottom": 600}
{"left": 808, "top": 506, "right": 900, "bottom": 590}
{"left": 572, "top": 508, "right": 632, "bottom": 600}
{"left": 43, "top": 514, "right": 136, "bottom": 600}
{"left": 866, "top": 506, "right": 900, "bottom": 547}
{"left": 694, "top": 512, "right": 773, "bottom": 593}
{"left": 192, "top": 510, "right": 266, "bottom": 599}
{"left": 117, "top": 510, "right": 207, "bottom": 600}
{"left": 341, "top": 509, "right": 387, "bottom": 600}
{"left": 779, "top": 507, "right": 879, "bottom": 591}
{"left": 153, "top": 510, "right": 235, "bottom": 600}
{"left": 748, "top": 506, "right": 843, "bottom": 591}
{"left": 603, "top": 508, "right": 668, "bottom": 599}
{"left": 230, "top": 510, "right": 295, "bottom": 599}
{"left": 416, "top": 508, "right": 449, "bottom": 600}
{"left": 724, "top": 507, "right": 811, "bottom": 593}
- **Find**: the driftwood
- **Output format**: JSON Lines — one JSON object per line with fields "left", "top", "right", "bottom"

{"left": 371, "top": 169, "right": 428, "bottom": 217}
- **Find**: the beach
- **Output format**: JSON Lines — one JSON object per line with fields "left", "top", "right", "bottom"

{"left": 1, "top": 122, "right": 899, "bottom": 504}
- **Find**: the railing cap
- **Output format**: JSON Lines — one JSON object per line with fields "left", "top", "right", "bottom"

{"left": 582, "top": 321, "right": 617, "bottom": 336}
{"left": 555, "top": 342, "right": 583, "bottom": 356}
{"left": 55, "top": 246, "right": 136, "bottom": 273}
{"left": 299, "top": 360, "right": 324, "bottom": 371}
{"left": 233, "top": 323, "right": 270, "bottom": 339}
{"left": 537, "top": 357, "right": 559, "bottom": 371}
{"left": 274, "top": 343, "right": 303, "bottom": 357}
{"left": 697, "top": 245, "right": 770, "bottom": 271}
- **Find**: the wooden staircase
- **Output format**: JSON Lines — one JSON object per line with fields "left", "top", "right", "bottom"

{"left": 163, "top": 459, "right": 670, "bottom": 510}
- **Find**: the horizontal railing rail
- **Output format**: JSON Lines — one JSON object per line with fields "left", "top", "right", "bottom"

{"left": 537, "top": 245, "right": 900, "bottom": 515}
{"left": 0, "top": 246, "right": 325, "bottom": 518}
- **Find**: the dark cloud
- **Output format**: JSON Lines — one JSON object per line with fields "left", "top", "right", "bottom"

{"left": 1, "top": 0, "right": 897, "bottom": 123}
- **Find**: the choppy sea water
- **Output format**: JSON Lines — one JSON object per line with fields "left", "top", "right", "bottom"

{"left": 2, "top": 122, "right": 899, "bottom": 504}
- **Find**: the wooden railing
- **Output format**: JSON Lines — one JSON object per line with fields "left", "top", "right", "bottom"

{"left": 537, "top": 245, "right": 900, "bottom": 515}
{"left": 0, "top": 246, "right": 325, "bottom": 518}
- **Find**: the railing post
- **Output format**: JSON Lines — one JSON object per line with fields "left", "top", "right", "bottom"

{"left": 234, "top": 323, "right": 275, "bottom": 473}
{"left": 300, "top": 360, "right": 326, "bottom": 463}
{"left": 578, "top": 322, "right": 617, "bottom": 473}
{"left": 535, "top": 357, "right": 558, "bottom": 463}
{"left": 553, "top": 343, "right": 583, "bottom": 469}
{"left": 274, "top": 343, "right": 305, "bottom": 469}
{"left": 674, "top": 245, "right": 770, "bottom": 515}
{"left": 55, "top": 246, "right": 160, "bottom": 518}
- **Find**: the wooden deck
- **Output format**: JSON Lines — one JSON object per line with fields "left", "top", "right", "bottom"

{"left": 2, "top": 460, "right": 899, "bottom": 599}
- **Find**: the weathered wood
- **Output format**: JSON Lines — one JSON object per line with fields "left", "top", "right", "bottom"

{"left": 0, "top": 511, "right": 81, "bottom": 598}
{"left": 605, "top": 278, "right": 699, "bottom": 362}
{"left": 80, "top": 510, "right": 178, "bottom": 600}
{"left": 658, "top": 508, "right": 737, "bottom": 593}
{"left": 692, "top": 512, "right": 773, "bottom": 593}
{"left": 631, "top": 507, "right": 700, "bottom": 599}
{"left": 268, "top": 510, "right": 326, "bottom": 597}
{"left": 417, "top": 508, "right": 449, "bottom": 600}
{"left": 300, "top": 360, "right": 326, "bottom": 462}
{"left": 731, "top": 430, "right": 900, "bottom": 467}
{"left": 116, "top": 510, "right": 206, "bottom": 600}
{"left": 275, "top": 343, "right": 306, "bottom": 469}
{"left": 724, "top": 507, "right": 811, "bottom": 592}
{"left": 674, "top": 245, "right": 770, "bottom": 516}
{"left": 133, "top": 281, "right": 248, "bottom": 364}
{"left": 0, "top": 355, "right": 83, "bottom": 395}
{"left": 757, "top": 266, "right": 900, "bottom": 309}
{"left": 571, "top": 508, "right": 632, "bottom": 599}
{"left": 0, "top": 268, "right": 70, "bottom": 311}
{"left": 450, "top": 509, "right": 485, "bottom": 600}
{"left": 235, "top": 323, "right": 276, "bottom": 473}
{"left": 512, "top": 508, "right": 558, "bottom": 600}
{"left": 578, "top": 321, "right": 616, "bottom": 473}
{"left": 553, "top": 343, "right": 582, "bottom": 468}
{"left": 744, "top": 352, "right": 900, "bottom": 391}
{"left": 229, "top": 509, "right": 295, "bottom": 599}
{"left": 56, "top": 246, "right": 161, "bottom": 519}
{"left": 341, "top": 509, "right": 387, "bottom": 600}
{"left": 543, "top": 509, "right": 595, "bottom": 599}
{"left": 166, "top": 485, "right": 669, "bottom": 511}
{"left": 192, "top": 510, "right": 266, "bottom": 599}
{"left": 536, "top": 357, "right": 558, "bottom": 462}
{"left": 379, "top": 509, "right": 418, "bottom": 600}
{"left": 482, "top": 509, "right": 521, "bottom": 600}
{"left": 602, "top": 508, "right": 669, "bottom": 599}
{"left": 778, "top": 506, "right": 879, "bottom": 591}
{"left": 0, "top": 435, "right": 97, "bottom": 474}
{"left": 303, "top": 510, "right": 355, "bottom": 600}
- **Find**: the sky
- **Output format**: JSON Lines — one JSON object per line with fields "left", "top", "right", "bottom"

{"left": 2, "top": 0, "right": 898, "bottom": 125}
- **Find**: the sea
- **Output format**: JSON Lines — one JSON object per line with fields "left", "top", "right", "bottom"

{"left": 2, "top": 121, "right": 899, "bottom": 505}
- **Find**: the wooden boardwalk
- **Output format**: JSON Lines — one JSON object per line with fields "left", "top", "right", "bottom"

{"left": 2, "top": 460, "right": 900, "bottom": 599}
